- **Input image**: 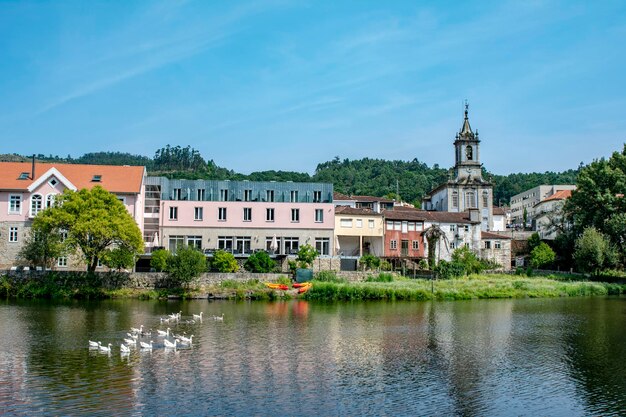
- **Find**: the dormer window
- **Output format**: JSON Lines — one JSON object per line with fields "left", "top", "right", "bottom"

{"left": 18, "top": 172, "right": 29, "bottom": 180}
{"left": 92, "top": 175, "right": 102, "bottom": 182}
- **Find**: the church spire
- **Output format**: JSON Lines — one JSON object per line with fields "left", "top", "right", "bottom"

{"left": 460, "top": 101, "right": 473, "bottom": 136}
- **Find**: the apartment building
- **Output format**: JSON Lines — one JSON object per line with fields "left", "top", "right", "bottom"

{"left": 510, "top": 185, "right": 576, "bottom": 225}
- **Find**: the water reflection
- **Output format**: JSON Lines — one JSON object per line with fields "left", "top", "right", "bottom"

{"left": 0, "top": 297, "right": 625, "bottom": 416}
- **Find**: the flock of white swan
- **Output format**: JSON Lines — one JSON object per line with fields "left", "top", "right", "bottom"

{"left": 88, "top": 311, "right": 225, "bottom": 355}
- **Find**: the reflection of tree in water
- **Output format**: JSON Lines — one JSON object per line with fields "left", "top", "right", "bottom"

{"left": 562, "top": 298, "right": 626, "bottom": 415}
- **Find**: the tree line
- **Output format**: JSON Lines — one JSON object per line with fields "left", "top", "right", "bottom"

{"left": 1, "top": 145, "right": 581, "bottom": 204}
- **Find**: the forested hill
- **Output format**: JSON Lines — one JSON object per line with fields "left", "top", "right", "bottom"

{"left": 0, "top": 145, "right": 580, "bottom": 204}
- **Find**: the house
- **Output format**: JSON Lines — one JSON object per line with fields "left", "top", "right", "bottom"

{"left": 142, "top": 177, "right": 335, "bottom": 265}
{"left": 381, "top": 207, "right": 427, "bottom": 263}
{"left": 0, "top": 160, "right": 146, "bottom": 269}
{"left": 533, "top": 189, "right": 572, "bottom": 239}
{"left": 334, "top": 206, "right": 384, "bottom": 257}
{"left": 509, "top": 185, "right": 576, "bottom": 226}
{"left": 333, "top": 192, "right": 394, "bottom": 213}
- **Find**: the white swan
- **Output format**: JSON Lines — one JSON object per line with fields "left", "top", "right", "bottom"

{"left": 120, "top": 343, "right": 131, "bottom": 353}
{"left": 178, "top": 335, "right": 194, "bottom": 345}
{"left": 157, "top": 328, "right": 170, "bottom": 337}
{"left": 213, "top": 313, "right": 224, "bottom": 321}
{"left": 99, "top": 343, "right": 112, "bottom": 353}
{"left": 130, "top": 325, "right": 143, "bottom": 334}
{"left": 140, "top": 340, "right": 153, "bottom": 350}
{"left": 164, "top": 339, "right": 177, "bottom": 349}
{"left": 124, "top": 337, "right": 137, "bottom": 345}
{"left": 193, "top": 312, "right": 203, "bottom": 321}
{"left": 88, "top": 340, "right": 101, "bottom": 348}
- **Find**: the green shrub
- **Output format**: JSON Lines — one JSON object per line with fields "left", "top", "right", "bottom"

{"left": 365, "top": 273, "right": 394, "bottom": 282}
{"left": 380, "top": 260, "right": 393, "bottom": 271}
{"left": 530, "top": 242, "right": 556, "bottom": 269}
{"left": 360, "top": 254, "right": 381, "bottom": 270}
{"left": 167, "top": 246, "right": 207, "bottom": 284}
{"left": 151, "top": 249, "right": 170, "bottom": 272}
{"left": 314, "top": 270, "right": 345, "bottom": 283}
{"left": 244, "top": 251, "right": 276, "bottom": 273}
{"left": 296, "top": 244, "right": 318, "bottom": 268}
{"left": 211, "top": 250, "right": 239, "bottom": 273}
{"left": 435, "top": 260, "right": 465, "bottom": 279}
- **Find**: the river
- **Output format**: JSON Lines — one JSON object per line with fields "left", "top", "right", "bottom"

{"left": 1, "top": 297, "right": 625, "bottom": 416}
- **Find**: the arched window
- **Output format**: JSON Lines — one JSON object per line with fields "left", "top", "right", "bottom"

{"left": 465, "top": 145, "right": 473, "bottom": 160}
{"left": 46, "top": 194, "right": 56, "bottom": 208}
{"left": 31, "top": 194, "right": 43, "bottom": 217}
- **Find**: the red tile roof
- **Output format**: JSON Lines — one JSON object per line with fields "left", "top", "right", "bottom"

{"left": 542, "top": 189, "right": 572, "bottom": 202}
{"left": 481, "top": 231, "right": 512, "bottom": 240}
{"left": 492, "top": 206, "right": 507, "bottom": 215}
{"left": 333, "top": 191, "right": 352, "bottom": 200}
{"left": 335, "top": 206, "right": 380, "bottom": 216}
{"left": 0, "top": 162, "right": 145, "bottom": 193}
{"left": 382, "top": 207, "right": 478, "bottom": 224}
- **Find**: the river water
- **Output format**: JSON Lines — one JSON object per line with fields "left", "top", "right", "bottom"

{"left": 1, "top": 297, "right": 625, "bottom": 416}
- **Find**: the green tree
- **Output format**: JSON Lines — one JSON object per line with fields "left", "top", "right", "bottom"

{"left": 244, "top": 251, "right": 276, "bottom": 273}
{"left": 566, "top": 145, "right": 626, "bottom": 264}
{"left": 18, "top": 227, "right": 65, "bottom": 269}
{"left": 360, "top": 254, "right": 381, "bottom": 270}
{"left": 296, "top": 244, "right": 318, "bottom": 268}
{"left": 573, "top": 227, "right": 616, "bottom": 275}
{"left": 32, "top": 186, "right": 143, "bottom": 272}
{"left": 528, "top": 232, "right": 541, "bottom": 252}
{"left": 451, "top": 246, "right": 484, "bottom": 274}
{"left": 211, "top": 250, "right": 239, "bottom": 272}
{"left": 167, "top": 246, "right": 206, "bottom": 284}
{"left": 150, "top": 249, "right": 170, "bottom": 272}
{"left": 530, "top": 242, "right": 556, "bottom": 269}
{"left": 102, "top": 247, "right": 136, "bottom": 271}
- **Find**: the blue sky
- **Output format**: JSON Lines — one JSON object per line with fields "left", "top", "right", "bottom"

{"left": 1, "top": 0, "right": 625, "bottom": 175}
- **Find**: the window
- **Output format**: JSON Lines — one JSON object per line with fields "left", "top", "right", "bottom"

{"left": 290, "top": 190, "right": 298, "bottom": 203}
{"left": 315, "top": 209, "right": 324, "bottom": 223}
{"left": 187, "top": 236, "right": 202, "bottom": 250}
{"left": 482, "top": 192, "right": 489, "bottom": 208}
{"left": 194, "top": 207, "right": 203, "bottom": 221}
{"left": 452, "top": 192, "right": 459, "bottom": 208}
{"left": 173, "top": 188, "right": 181, "bottom": 200}
{"left": 9, "top": 195, "right": 21, "bottom": 214}
{"left": 266, "top": 190, "right": 274, "bottom": 202}
{"left": 18, "top": 172, "right": 29, "bottom": 180}
{"left": 266, "top": 208, "right": 275, "bottom": 222}
{"left": 386, "top": 221, "right": 393, "bottom": 230}
{"left": 394, "top": 221, "right": 401, "bottom": 231}
{"left": 390, "top": 240, "right": 397, "bottom": 250}
{"left": 291, "top": 208, "right": 300, "bottom": 222}
{"left": 464, "top": 225, "right": 469, "bottom": 232}
{"left": 244, "top": 189, "right": 252, "bottom": 202}
{"left": 284, "top": 237, "right": 299, "bottom": 254}
{"left": 401, "top": 240, "right": 409, "bottom": 256}
{"left": 218, "top": 207, "right": 227, "bottom": 221}
{"left": 60, "top": 230, "right": 68, "bottom": 242}
{"left": 266, "top": 237, "right": 280, "bottom": 253}
{"left": 117, "top": 196, "right": 126, "bottom": 205}
{"left": 169, "top": 206, "right": 178, "bottom": 220}
{"left": 9, "top": 227, "right": 18, "bottom": 242}
{"left": 495, "top": 241, "right": 502, "bottom": 249}
{"left": 485, "top": 241, "right": 492, "bottom": 249}
{"left": 315, "top": 238, "right": 330, "bottom": 255}
{"left": 92, "top": 175, "right": 102, "bottom": 182}
{"left": 340, "top": 218, "right": 352, "bottom": 228}
{"left": 465, "top": 192, "right": 476, "bottom": 209}
{"left": 57, "top": 257, "right": 67, "bottom": 267}
{"left": 30, "top": 194, "right": 43, "bottom": 217}
{"left": 401, "top": 221, "right": 408, "bottom": 233}
{"left": 450, "top": 242, "right": 456, "bottom": 249}
{"left": 412, "top": 240, "right": 419, "bottom": 250}
{"left": 197, "top": 189, "right": 205, "bottom": 201}
{"left": 243, "top": 207, "right": 252, "bottom": 222}
{"left": 369, "top": 219, "right": 375, "bottom": 229}
{"left": 356, "top": 219, "right": 363, "bottom": 228}
{"left": 235, "top": 236, "right": 252, "bottom": 254}
{"left": 169, "top": 236, "right": 185, "bottom": 253}
{"left": 48, "top": 178, "right": 58, "bottom": 187}
{"left": 97, "top": 259, "right": 103, "bottom": 268}
{"left": 450, "top": 224, "right": 456, "bottom": 232}
{"left": 218, "top": 236, "right": 233, "bottom": 252}
{"left": 408, "top": 222, "right": 415, "bottom": 232}
{"left": 313, "top": 191, "right": 322, "bottom": 203}
{"left": 220, "top": 189, "right": 229, "bottom": 201}
{"left": 46, "top": 194, "right": 55, "bottom": 208}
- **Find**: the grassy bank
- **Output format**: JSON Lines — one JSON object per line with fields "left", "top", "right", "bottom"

{"left": 304, "top": 274, "right": 626, "bottom": 301}
{"left": 2, "top": 272, "right": 625, "bottom": 301}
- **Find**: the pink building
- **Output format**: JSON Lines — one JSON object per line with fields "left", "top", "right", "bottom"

{"left": 0, "top": 160, "right": 146, "bottom": 269}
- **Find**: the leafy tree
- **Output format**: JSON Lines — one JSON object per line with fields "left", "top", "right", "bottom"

{"left": 573, "top": 227, "right": 617, "bottom": 275}
{"left": 451, "top": 246, "right": 484, "bottom": 274}
{"left": 150, "top": 249, "right": 170, "bottom": 272}
{"left": 102, "top": 247, "right": 136, "bottom": 271}
{"left": 32, "top": 186, "right": 143, "bottom": 272}
{"left": 167, "top": 246, "right": 207, "bottom": 284}
{"left": 360, "top": 254, "right": 381, "bottom": 270}
{"left": 434, "top": 260, "right": 465, "bottom": 279}
{"left": 18, "top": 227, "right": 65, "bottom": 269}
{"left": 530, "top": 242, "right": 556, "bottom": 269}
{"left": 211, "top": 250, "right": 239, "bottom": 272}
{"left": 528, "top": 233, "right": 541, "bottom": 252}
{"left": 244, "top": 251, "right": 276, "bottom": 273}
{"left": 566, "top": 145, "right": 626, "bottom": 264}
{"left": 296, "top": 244, "right": 318, "bottom": 268}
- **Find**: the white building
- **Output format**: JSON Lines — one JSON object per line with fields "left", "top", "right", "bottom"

{"left": 510, "top": 185, "right": 576, "bottom": 226}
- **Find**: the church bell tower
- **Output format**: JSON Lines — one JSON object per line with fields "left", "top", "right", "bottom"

{"left": 453, "top": 103, "right": 483, "bottom": 181}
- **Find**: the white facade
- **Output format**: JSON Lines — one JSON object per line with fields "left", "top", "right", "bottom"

{"left": 510, "top": 185, "right": 576, "bottom": 225}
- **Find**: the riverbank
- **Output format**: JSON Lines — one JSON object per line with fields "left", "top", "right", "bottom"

{"left": 2, "top": 271, "right": 625, "bottom": 301}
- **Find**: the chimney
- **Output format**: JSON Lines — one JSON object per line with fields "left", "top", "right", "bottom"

{"left": 31, "top": 155, "right": 36, "bottom": 180}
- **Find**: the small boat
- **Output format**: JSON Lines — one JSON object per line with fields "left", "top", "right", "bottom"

{"left": 292, "top": 282, "right": 310, "bottom": 288}
{"left": 264, "top": 283, "right": 289, "bottom": 291}
{"left": 298, "top": 283, "right": 312, "bottom": 294}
